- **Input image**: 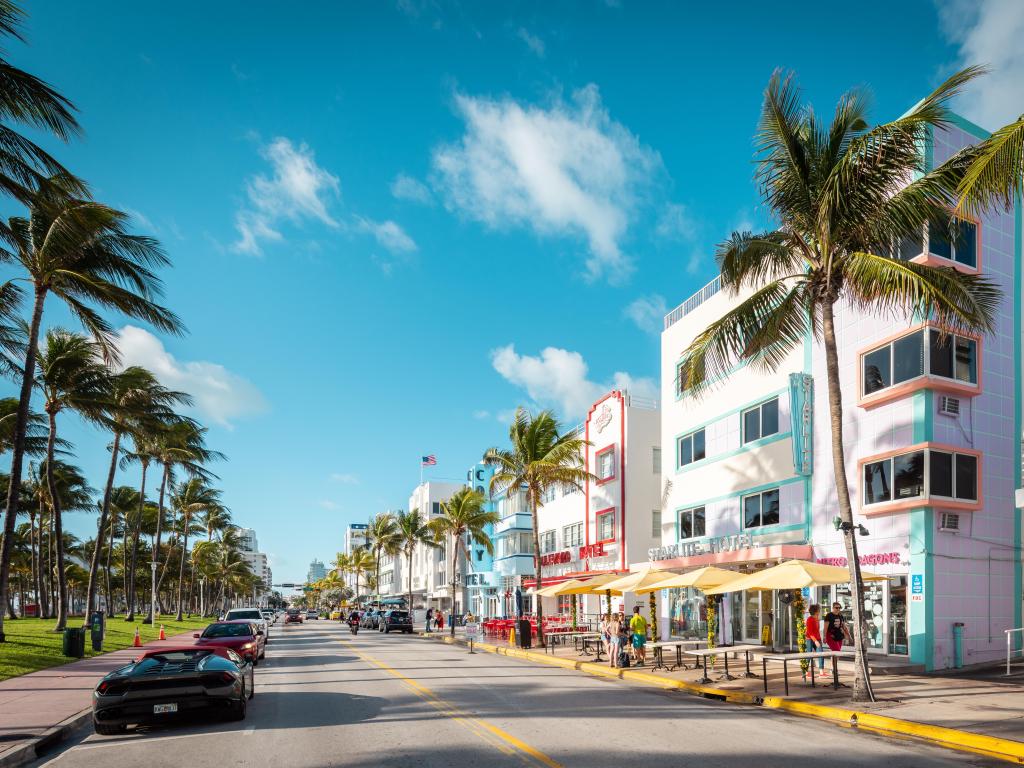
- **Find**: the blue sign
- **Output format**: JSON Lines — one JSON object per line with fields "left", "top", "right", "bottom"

{"left": 911, "top": 574, "right": 923, "bottom": 594}
{"left": 801, "top": 587, "right": 811, "bottom": 599}
{"left": 789, "top": 373, "right": 814, "bottom": 476}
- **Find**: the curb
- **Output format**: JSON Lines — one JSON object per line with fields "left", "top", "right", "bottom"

{"left": 0, "top": 708, "right": 92, "bottom": 768}
{"left": 421, "top": 633, "right": 1024, "bottom": 764}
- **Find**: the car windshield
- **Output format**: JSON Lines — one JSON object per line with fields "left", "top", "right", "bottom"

{"left": 388, "top": 611, "right": 409, "bottom": 619}
{"left": 142, "top": 649, "right": 212, "bottom": 664}
{"left": 226, "top": 610, "right": 262, "bottom": 620}
{"left": 202, "top": 623, "right": 252, "bottom": 638}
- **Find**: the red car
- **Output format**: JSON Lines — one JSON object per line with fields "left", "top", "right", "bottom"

{"left": 193, "top": 621, "right": 266, "bottom": 665}
{"left": 284, "top": 608, "right": 303, "bottom": 624}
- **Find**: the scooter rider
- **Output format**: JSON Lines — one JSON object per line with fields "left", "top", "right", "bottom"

{"left": 347, "top": 609, "right": 360, "bottom": 634}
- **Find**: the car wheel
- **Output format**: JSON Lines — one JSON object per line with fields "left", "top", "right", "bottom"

{"left": 93, "top": 719, "right": 127, "bottom": 736}
{"left": 229, "top": 695, "right": 247, "bottom": 721}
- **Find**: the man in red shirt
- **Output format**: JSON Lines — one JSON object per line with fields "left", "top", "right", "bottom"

{"left": 805, "top": 604, "right": 825, "bottom": 678}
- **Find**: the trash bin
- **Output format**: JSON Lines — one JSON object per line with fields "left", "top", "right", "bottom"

{"left": 516, "top": 619, "right": 532, "bottom": 649}
{"left": 62, "top": 627, "right": 86, "bottom": 658}
{"left": 89, "top": 610, "right": 105, "bottom": 652}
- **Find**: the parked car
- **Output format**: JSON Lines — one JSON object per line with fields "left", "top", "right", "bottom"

{"left": 223, "top": 608, "right": 270, "bottom": 641}
{"left": 305, "top": 609, "right": 319, "bottom": 620}
{"left": 261, "top": 610, "right": 275, "bottom": 624}
{"left": 285, "top": 608, "right": 303, "bottom": 624}
{"left": 193, "top": 621, "right": 266, "bottom": 664}
{"left": 329, "top": 610, "right": 342, "bottom": 620}
{"left": 361, "top": 609, "right": 383, "bottom": 629}
{"left": 93, "top": 647, "right": 249, "bottom": 735}
{"left": 379, "top": 609, "right": 413, "bottom": 634}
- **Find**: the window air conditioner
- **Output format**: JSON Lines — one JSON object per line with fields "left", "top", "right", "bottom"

{"left": 939, "top": 396, "right": 961, "bottom": 417}
{"left": 939, "top": 512, "right": 960, "bottom": 532}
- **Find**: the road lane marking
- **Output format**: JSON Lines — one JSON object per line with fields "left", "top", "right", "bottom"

{"left": 341, "top": 638, "right": 562, "bottom": 768}
{"left": 243, "top": 726, "right": 255, "bottom": 736}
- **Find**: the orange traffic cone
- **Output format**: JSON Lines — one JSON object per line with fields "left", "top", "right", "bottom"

{"left": 158, "top": 624, "right": 166, "bottom": 640}
{"left": 133, "top": 626, "right": 142, "bottom": 647}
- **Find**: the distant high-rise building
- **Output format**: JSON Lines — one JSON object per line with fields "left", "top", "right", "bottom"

{"left": 345, "top": 523, "right": 368, "bottom": 554}
{"left": 238, "top": 527, "right": 258, "bottom": 553}
{"left": 307, "top": 558, "right": 327, "bottom": 583}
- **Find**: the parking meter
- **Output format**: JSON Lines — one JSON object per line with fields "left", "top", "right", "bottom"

{"left": 90, "top": 609, "right": 105, "bottom": 651}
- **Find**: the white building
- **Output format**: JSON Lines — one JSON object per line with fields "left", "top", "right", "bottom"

{"left": 406, "top": 481, "right": 462, "bottom": 611}
{"left": 372, "top": 512, "right": 403, "bottom": 600}
{"left": 533, "top": 390, "right": 662, "bottom": 619}
{"left": 237, "top": 527, "right": 258, "bottom": 553}
{"left": 307, "top": 559, "right": 327, "bottom": 583}
{"left": 236, "top": 527, "right": 272, "bottom": 601}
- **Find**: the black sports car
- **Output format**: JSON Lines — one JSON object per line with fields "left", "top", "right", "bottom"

{"left": 92, "top": 647, "right": 252, "bottom": 734}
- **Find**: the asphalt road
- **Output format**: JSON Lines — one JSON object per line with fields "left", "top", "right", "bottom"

{"left": 33, "top": 621, "right": 999, "bottom": 768}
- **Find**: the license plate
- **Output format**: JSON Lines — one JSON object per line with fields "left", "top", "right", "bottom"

{"left": 153, "top": 703, "right": 178, "bottom": 714}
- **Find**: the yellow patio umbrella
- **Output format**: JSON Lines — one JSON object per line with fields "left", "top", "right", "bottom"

{"left": 636, "top": 566, "right": 746, "bottom": 594}
{"left": 597, "top": 568, "right": 674, "bottom": 595}
{"left": 556, "top": 572, "right": 624, "bottom": 595}
{"left": 535, "top": 578, "right": 589, "bottom": 598}
{"left": 703, "top": 559, "right": 886, "bottom": 595}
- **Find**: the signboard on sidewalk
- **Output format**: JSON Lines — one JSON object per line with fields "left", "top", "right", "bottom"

{"left": 465, "top": 622, "right": 480, "bottom": 641}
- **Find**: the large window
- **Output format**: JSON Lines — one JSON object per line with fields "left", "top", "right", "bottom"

{"left": 652, "top": 509, "right": 662, "bottom": 538}
{"left": 677, "top": 428, "right": 706, "bottom": 467}
{"left": 742, "top": 489, "right": 780, "bottom": 529}
{"left": 742, "top": 398, "right": 779, "bottom": 443}
{"left": 864, "top": 448, "right": 978, "bottom": 506}
{"left": 541, "top": 485, "right": 557, "bottom": 504}
{"left": 539, "top": 529, "right": 557, "bottom": 554}
{"left": 862, "top": 329, "right": 978, "bottom": 397}
{"left": 497, "top": 532, "right": 534, "bottom": 558}
{"left": 596, "top": 509, "right": 615, "bottom": 542}
{"left": 929, "top": 213, "right": 977, "bottom": 268}
{"left": 596, "top": 446, "right": 616, "bottom": 482}
{"left": 678, "top": 506, "right": 706, "bottom": 539}
{"left": 563, "top": 522, "right": 583, "bottom": 548}
{"left": 652, "top": 447, "right": 661, "bottom": 473}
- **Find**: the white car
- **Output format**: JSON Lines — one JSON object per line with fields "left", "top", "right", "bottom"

{"left": 224, "top": 608, "right": 271, "bottom": 640}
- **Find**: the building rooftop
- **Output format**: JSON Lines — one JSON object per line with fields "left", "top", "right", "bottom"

{"left": 663, "top": 275, "right": 721, "bottom": 331}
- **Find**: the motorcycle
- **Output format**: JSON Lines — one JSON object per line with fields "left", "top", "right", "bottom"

{"left": 349, "top": 621, "right": 359, "bottom": 635}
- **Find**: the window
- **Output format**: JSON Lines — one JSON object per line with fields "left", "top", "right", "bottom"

{"left": 563, "top": 522, "right": 583, "bottom": 548}
{"left": 676, "top": 362, "right": 690, "bottom": 396}
{"left": 541, "top": 485, "right": 557, "bottom": 504}
{"left": 677, "top": 429, "right": 706, "bottom": 467}
{"left": 652, "top": 509, "right": 662, "bottom": 538}
{"left": 742, "top": 398, "right": 779, "bottom": 443}
{"left": 891, "top": 230, "right": 924, "bottom": 261}
{"left": 596, "top": 509, "right": 615, "bottom": 542}
{"left": 864, "top": 448, "right": 977, "bottom": 506}
{"left": 596, "top": 446, "right": 616, "bottom": 482}
{"left": 928, "top": 213, "right": 977, "bottom": 268}
{"left": 539, "top": 529, "right": 557, "bottom": 554}
{"left": 742, "top": 489, "right": 780, "bottom": 529}
{"left": 653, "top": 447, "right": 662, "bottom": 473}
{"left": 431, "top": 502, "right": 441, "bottom": 516}
{"left": 678, "top": 506, "right": 706, "bottom": 539}
{"left": 862, "top": 329, "right": 978, "bottom": 397}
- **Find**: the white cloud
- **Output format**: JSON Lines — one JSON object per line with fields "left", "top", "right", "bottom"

{"left": 390, "top": 173, "right": 433, "bottom": 204}
{"left": 115, "top": 326, "right": 267, "bottom": 428}
{"left": 356, "top": 217, "right": 417, "bottom": 253}
{"left": 517, "top": 27, "right": 545, "bottom": 57}
{"left": 318, "top": 499, "right": 340, "bottom": 511}
{"left": 940, "top": 0, "right": 1024, "bottom": 128}
{"left": 330, "top": 473, "right": 359, "bottom": 484}
{"left": 433, "top": 85, "right": 661, "bottom": 282}
{"left": 491, "top": 344, "right": 657, "bottom": 419}
{"left": 624, "top": 294, "right": 667, "bottom": 334}
{"left": 472, "top": 409, "right": 491, "bottom": 420}
{"left": 233, "top": 137, "right": 340, "bottom": 255}
{"left": 655, "top": 203, "right": 694, "bottom": 242}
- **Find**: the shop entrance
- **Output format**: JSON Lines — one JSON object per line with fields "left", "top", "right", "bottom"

{"left": 820, "top": 576, "right": 908, "bottom": 655}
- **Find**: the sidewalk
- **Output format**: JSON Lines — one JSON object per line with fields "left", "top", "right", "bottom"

{"left": 0, "top": 629, "right": 198, "bottom": 767}
{"left": 428, "top": 627, "right": 1024, "bottom": 764}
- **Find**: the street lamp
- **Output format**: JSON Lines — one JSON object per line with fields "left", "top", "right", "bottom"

{"left": 833, "top": 516, "right": 869, "bottom": 537}
{"left": 149, "top": 561, "right": 158, "bottom": 625}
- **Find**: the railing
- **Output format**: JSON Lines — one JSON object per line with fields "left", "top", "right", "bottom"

{"left": 664, "top": 275, "right": 722, "bottom": 330}
{"left": 625, "top": 394, "right": 659, "bottom": 410}
{"left": 1006, "top": 628, "right": 1024, "bottom": 675}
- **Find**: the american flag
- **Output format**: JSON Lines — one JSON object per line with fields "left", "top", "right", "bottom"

{"left": 421, "top": 455, "right": 437, "bottom": 467}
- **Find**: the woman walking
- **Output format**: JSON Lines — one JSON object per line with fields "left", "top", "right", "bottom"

{"left": 607, "top": 613, "right": 622, "bottom": 668}
{"left": 823, "top": 602, "right": 852, "bottom": 654}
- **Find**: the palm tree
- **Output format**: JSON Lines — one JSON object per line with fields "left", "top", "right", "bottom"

{"left": 676, "top": 69, "right": 1000, "bottom": 701}
{"left": 349, "top": 548, "right": 375, "bottom": 605}
{"left": 35, "top": 459, "right": 93, "bottom": 619}
{"left": 366, "top": 513, "right": 399, "bottom": 604}
{"left": 84, "top": 368, "right": 188, "bottom": 621}
{"left": 0, "top": 184, "right": 183, "bottom": 642}
{"left": 36, "top": 329, "right": 112, "bottom": 630}
{"left": 429, "top": 487, "right": 498, "bottom": 637}
{"left": 171, "top": 479, "right": 223, "bottom": 620}
{"left": 103, "top": 485, "right": 137, "bottom": 615}
{"left": 956, "top": 115, "right": 1023, "bottom": 217}
{"left": 395, "top": 508, "right": 433, "bottom": 619}
{"left": 484, "top": 408, "right": 593, "bottom": 646}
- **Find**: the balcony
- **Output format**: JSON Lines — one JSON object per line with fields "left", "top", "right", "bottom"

{"left": 494, "top": 513, "right": 533, "bottom": 535}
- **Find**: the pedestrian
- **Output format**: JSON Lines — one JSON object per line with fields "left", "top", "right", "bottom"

{"left": 804, "top": 604, "right": 825, "bottom": 679}
{"left": 437, "top": 610, "right": 445, "bottom": 632}
{"left": 823, "top": 601, "right": 852, "bottom": 652}
{"left": 607, "top": 613, "right": 622, "bottom": 668}
{"left": 617, "top": 613, "right": 630, "bottom": 664}
{"left": 629, "top": 606, "right": 648, "bottom": 666}
{"left": 425, "top": 607, "right": 433, "bottom": 633}
{"left": 600, "top": 613, "right": 612, "bottom": 657}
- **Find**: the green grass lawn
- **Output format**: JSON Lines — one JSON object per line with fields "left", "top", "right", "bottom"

{"left": 0, "top": 614, "right": 215, "bottom": 682}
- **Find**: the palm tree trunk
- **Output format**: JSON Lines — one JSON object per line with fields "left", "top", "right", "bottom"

{"left": 530, "top": 496, "right": 545, "bottom": 646}
{"left": 449, "top": 536, "right": 457, "bottom": 637}
{"left": 46, "top": 512, "right": 54, "bottom": 617}
{"left": 85, "top": 431, "right": 121, "bottom": 621}
{"left": 103, "top": 515, "right": 114, "bottom": 616}
{"left": 0, "top": 287, "right": 46, "bottom": 642}
{"left": 822, "top": 301, "right": 874, "bottom": 702}
{"left": 407, "top": 549, "right": 414, "bottom": 623}
{"left": 45, "top": 411, "right": 68, "bottom": 632}
{"left": 125, "top": 462, "right": 148, "bottom": 621}
{"left": 29, "top": 511, "right": 38, "bottom": 610}
{"left": 151, "top": 465, "right": 169, "bottom": 624}
{"left": 176, "top": 512, "right": 189, "bottom": 621}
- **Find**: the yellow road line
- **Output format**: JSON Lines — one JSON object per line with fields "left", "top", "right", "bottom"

{"left": 340, "top": 639, "right": 562, "bottom": 768}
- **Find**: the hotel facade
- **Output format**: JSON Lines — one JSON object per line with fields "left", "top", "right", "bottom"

{"left": 653, "top": 115, "right": 1021, "bottom": 671}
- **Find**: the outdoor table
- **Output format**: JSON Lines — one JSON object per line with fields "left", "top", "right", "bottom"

{"left": 569, "top": 632, "right": 600, "bottom": 653}
{"left": 760, "top": 651, "right": 854, "bottom": 695}
{"left": 685, "top": 645, "right": 757, "bottom": 684}
{"left": 716, "top": 644, "right": 763, "bottom": 680}
{"left": 581, "top": 635, "right": 605, "bottom": 662}
{"left": 648, "top": 639, "right": 705, "bottom": 672}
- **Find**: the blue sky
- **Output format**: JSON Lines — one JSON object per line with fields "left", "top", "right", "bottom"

{"left": 10, "top": 1, "right": 1022, "bottom": 585}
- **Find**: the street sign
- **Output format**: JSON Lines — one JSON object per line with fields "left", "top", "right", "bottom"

{"left": 911, "top": 574, "right": 924, "bottom": 602}
{"left": 465, "top": 622, "right": 479, "bottom": 653}
{"left": 302, "top": 587, "right": 314, "bottom": 592}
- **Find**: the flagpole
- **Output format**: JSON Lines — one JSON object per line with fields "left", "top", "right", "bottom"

{"left": 420, "top": 456, "right": 423, "bottom": 487}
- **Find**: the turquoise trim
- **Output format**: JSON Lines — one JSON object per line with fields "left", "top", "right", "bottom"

{"left": 675, "top": 431, "right": 792, "bottom": 476}
{"left": 803, "top": 475, "right": 812, "bottom": 541}
{"left": 947, "top": 111, "right": 991, "bottom": 140}
{"left": 673, "top": 474, "right": 806, "bottom": 512}
{"left": 908, "top": 390, "right": 935, "bottom": 670}
{"left": 1015, "top": 190, "right": 1022, "bottom": 642}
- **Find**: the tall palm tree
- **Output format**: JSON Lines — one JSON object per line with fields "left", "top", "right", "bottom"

{"left": 84, "top": 368, "right": 189, "bottom": 620}
{"left": 171, "top": 479, "right": 223, "bottom": 620}
{"left": 429, "top": 487, "right": 498, "bottom": 637}
{"left": 484, "top": 408, "right": 593, "bottom": 646}
{"left": 395, "top": 508, "right": 433, "bottom": 618}
{"left": 35, "top": 459, "right": 93, "bottom": 619}
{"left": 104, "top": 485, "right": 137, "bottom": 615}
{"left": 676, "top": 69, "right": 1000, "bottom": 701}
{"left": 349, "top": 548, "right": 375, "bottom": 605}
{"left": 956, "top": 115, "right": 1023, "bottom": 217}
{"left": 0, "top": 184, "right": 183, "bottom": 642}
{"left": 36, "top": 329, "right": 112, "bottom": 630}
{"left": 366, "top": 512, "right": 399, "bottom": 603}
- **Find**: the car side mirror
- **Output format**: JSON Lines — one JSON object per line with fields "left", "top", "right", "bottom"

{"left": 193, "top": 633, "right": 200, "bottom": 638}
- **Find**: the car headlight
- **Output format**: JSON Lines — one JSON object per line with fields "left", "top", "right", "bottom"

{"left": 241, "top": 642, "right": 254, "bottom": 650}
